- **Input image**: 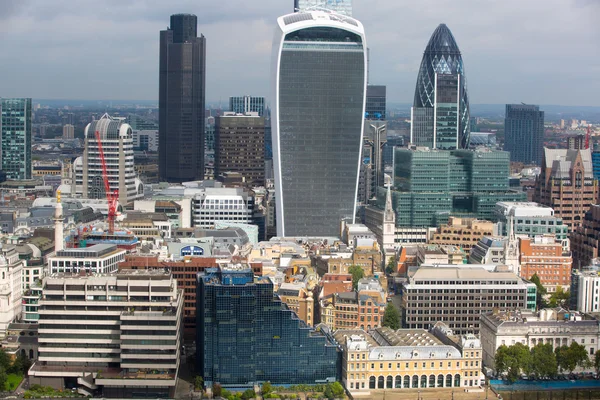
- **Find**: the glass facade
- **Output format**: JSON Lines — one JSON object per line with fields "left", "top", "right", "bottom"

{"left": 229, "top": 96, "right": 265, "bottom": 116}
{"left": 412, "top": 24, "right": 469, "bottom": 149}
{"left": 159, "top": 14, "right": 206, "bottom": 183}
{"left": 274, "top": 17, "right": 366, "bottom": 236}
{"left": 365, "top": 85, "right": 385, "bottom": 120}
{"left": 294, "top": 0, "right": 353, "bottom": 16}
{"left": 1, "top": 98, "right": 32, "bottom": 180}
{"left": 504, "top": 104, "right": 544, "bottom": 165}
{"left": 385, "top": 148, "right": 526, "bottom": 227}
{"left": 197, "top": 268, "right": 339, "bottom": 386}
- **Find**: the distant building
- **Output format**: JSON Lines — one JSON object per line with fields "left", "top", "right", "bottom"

{"left": 132, "top": 129, "right": 158, "bottom": 152}
{"left": 571, "top": 205, "right": 600, "bottom": 268}
{"left": 429, "top": 217, "right": 496, "bottom": 256}
{"left": 401, "top": 266, "right": 536, "bottom": 334}
{"left": 519, "top": 235, "right": 572, "bottom": 291}
{"left": 215, "top": 112, "right": 265, "bottom": 187}
{"left": 504, "top": 104, "right": 544, "bottom": 165}
{"left": 335, "top": 324, "right": 483, "bottom": 394}
{"left": 567, "top": 134, "right": 587, "bottom": 150}
{"left": 29, "top": 270, "right": 183, "bottom": 398}
{"left": 534, "top": 148, "right": 598, "bottom": 231}
{"left": 83, "top": 113, "right": 143, "bottom": 205}
{"left": 494, "top": 202, "right": 569, "bottom": 242}
{"left": 229, "top": 96, "right": 265, "bottom": 116}
{"left": 197, "top": 266, "right": 339, "bottom": 386}
{"left": 480, "top": 309, "right": 599, "bottom": 374}
{"left": 159, "top": 14, "right": 206, "bottom": 183}
{"left": 570, "top": 269, "right": 600, "bottom": 313}
{"left": 411, "top": 25, "right": 470, "bottom": 150}
{"left": 359, "top": 85, "right": 387, "bottom": 203}
{"left": 62, "top": 124, "right": 74, "bottom": 140}
{"left": 1, "top": 98, "right": 32, "bottom": 180}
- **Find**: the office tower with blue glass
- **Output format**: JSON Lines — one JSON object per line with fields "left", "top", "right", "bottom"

{"left": 359, "top": 85, "right": 387, "bottom": 203}
{"left": 504, "top": 104, "right": 544, "bottom": 165}
{"left": 0, "top": 98, "right": 32, "bottom": 180}
{"left": 271, "top": 10, "right": 367, "bottom": 236}
{"left": 229, "top": 96, "right": 265, "bottom": 116}
{"left": 197, "top": 267, "right": 339, "bottom": 386}
{"left": 159, "top": 14, "right": 206, "bottom": 183}
{"left": 294, "top": 0, "right": 353, "bottom": 16}
{"left": 411, "top": 24, "right": 470, "bottom": 150}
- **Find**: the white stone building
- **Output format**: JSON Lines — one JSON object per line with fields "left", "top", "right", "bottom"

{"left": 0, "top": 245, "right": 24, "bottom": 332}
{"left": 48, "top": 244, "right": 126, "bottom": 274}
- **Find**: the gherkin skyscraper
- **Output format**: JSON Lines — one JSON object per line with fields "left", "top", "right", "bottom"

{"left": 410, "top": 24, "right": 470, "bottom": 150}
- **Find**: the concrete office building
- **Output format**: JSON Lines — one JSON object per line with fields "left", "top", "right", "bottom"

{"left": 0, "top": 245, "right": 24, "bottom": 332}
{"left": 335, "top": 324, "right": 483, "bottom": 395}
{"left": 29, "top": 270, "right": 183, "bottom": 398}
{"left": 83, "top": 113, "right": 143, "bottom": 205}
{"left": 570, "top": 269, "right": 600, "bottom": 313}
{"left": 272, "top": 10, "right": 367, "bottom": 236}
{"left": 504, "top": 104, "right": 544, "bottom": 165}
{"left": 534, "top": 148, "right": 598, "bottom": 232}
{"left": 1, "top": 98, "right": 32, "bottom": 180}
{"left": 494, "top": 202, "right": 569, "bottom": 242}
{"left": 429, "top": 217, "right": 496, "bottom": 256}
{"left": 215, "top": 112, "right": 265, "bottom": 186}
{"left": 197, "top": 266, "right": 339, "bottom": 386}
{"left": 48, "top": 244, "right": 126, "bottom": 274}
{"left": 480, "top": 309, "right": 599, "bottom": 373}
{"left": 401, "top": 266, "right": 536, "bottom": 335}
{"left": 159, "top": 14, "right": 206, "bottom": 182}
{"left": 62, "top": 124, "right": 74, "bottom": 140}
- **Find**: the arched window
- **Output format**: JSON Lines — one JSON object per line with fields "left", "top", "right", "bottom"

{"left": 429, "top": 375, "right": 436, "bottom": 388}
{"left": 446, "top": 374, "right": 453, "bottom": 387}
{"left": 386, "top": 375, "right": 393, "bottom": 389}
{"left": 369, "top": 376, "right": 376, "bottom": 389}
{"left": 395, "top": 375, "right": 402, "bottom": 388}
{"left": 420, "top": 375, "right": 427, "bottom": 388}
{"left": 403, "top": 375, "right": 410, "bottom": 388}
{"left": 454, "top": 374, "right": 461, "bottom": 387}
{"left": 438, "top": 374, "right": 444, "bottom": 387}
{"left": 29, "top": 349, "right": 34, "bottom": 359}
{"left": 378, "top": 376, "right": 385, "bottom": 389}
{"left": 412, "top": 375, "right": 419, "bottom": 388}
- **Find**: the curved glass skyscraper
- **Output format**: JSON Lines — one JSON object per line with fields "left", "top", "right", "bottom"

{"left": 411, "top": 24, "right": 470, "bottom": 150}
{"left": 271, "top": 10, "right": 367, "bottom": 237}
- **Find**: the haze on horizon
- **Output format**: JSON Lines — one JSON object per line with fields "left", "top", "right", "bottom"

{"left": 0, "top": 0, "right": 598, "bottom": 106}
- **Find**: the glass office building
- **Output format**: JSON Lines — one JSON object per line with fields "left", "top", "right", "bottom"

{"left": 229, "top": 96, "right": 265, "bottom": 116}
{"left": 197, "top": 267, "right": 339, "bottom": 386}
{"left": 504, "top": 104, "right": 544, "bottom": 165}
{"left": 411, "top": 24, "right": 470, "bottom": 150}
{"left": 384, "top": 148, "right": 526, "bottom": 227}
{"left": 294, "top": 0, "right": 353, "bottom": 16}
{"left": 1, "top": 98, "right": 32, "bottom": 180}
{"left": 271, "top": 10, "right": 367, "bottom": 236}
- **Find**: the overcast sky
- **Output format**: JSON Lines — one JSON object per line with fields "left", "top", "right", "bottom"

{"left": 0, "top": 0, "right": 598, "bottom": 106}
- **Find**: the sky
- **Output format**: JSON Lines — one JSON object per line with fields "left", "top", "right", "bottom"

{"left": 0, "top": 0, "right": 599, "bottom": 106}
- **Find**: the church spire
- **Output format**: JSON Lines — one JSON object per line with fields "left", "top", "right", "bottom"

{"left": 384, "top": 182, "right": 394, "bottom": 222}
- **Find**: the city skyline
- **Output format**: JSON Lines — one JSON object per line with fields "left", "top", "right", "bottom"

{"left": 0, "top": 0, "right": 598, "bottom": 106}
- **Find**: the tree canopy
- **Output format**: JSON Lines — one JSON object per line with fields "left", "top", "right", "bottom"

{"left": 349, "top": 265, "right": 365, "bottom": 291}
{"left": 556, "top": 342, "right": 590, "bottom": 373}
{"left": 529, "top": 273, "right": 547, "bottom": 309}
{"left": 548, "top": 286, "right": 570, "bottom": 308}
{"left": 382, "top": 302, "right": 401, "bottom": 330}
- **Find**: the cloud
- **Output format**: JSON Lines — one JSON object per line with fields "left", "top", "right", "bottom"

{"left": 0, "top": 0, "right": 597, "bottom": 106}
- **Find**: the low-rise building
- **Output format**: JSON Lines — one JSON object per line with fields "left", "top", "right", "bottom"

{"left": 429, "top": 217, "right": 496, "bottom": 255}
{"left": 494, "top": 202, "right": 569, "bottom": 242}
{"left": 416, "top": 244, "right": 467, "bottom": 265}
{"left": 519, "top": 235, "right": 572, "bottom": 291}
{"left": 401, "top": 266, "right": 536, "bottom": 335}
{"left": 121, "top": 212, "right": 172, "bottom": 240}
{"left": 48, "top": 244, "right": 126, "bottom": 274}
{"left": 480, "top": 309, "right": 600, "bottom": 373}
{"left": 29, "top": 269, "right": 183, "bottom": 398}
{"left": 276, "top": 281, "right": 315, "bottom": 326}
{"left": 334, "top": 324, "right": 484, "bottom": 396}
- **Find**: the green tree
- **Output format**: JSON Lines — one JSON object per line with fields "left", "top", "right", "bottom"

{"left": 385, "top": 256, "right": 397, "bottom": 275}
{"left": 548, "top": 287, "right": 570, "bottom": 308}
{"left": 213, "top": 383, "right": 222, "bottom": 398}
{"left": 0, "top": 349, "right": 10, "bottom": 372}
{"left": 529, "top": 273, "right": 548, "bottom": 309}
{"left": 594, "top": 351, "right": 600, "bottom": 375}
{"left": 349, "top": 265, "right": 365, "bottom": 291}
{"left": 0, "top": 367, "right": 6, "bottom": 392}
{"left": 495, "top": 343, "right": 531, "bottom": 382}
{"left": 241, "top": 389, "right": 256, "bottom": 399}
{"left": 262, "top": 382, "right": 273, "bottom": 395}
{"left": 531, "top": 343, "right": 558, "bottom": 378}
{"left": 382, "top": 302, "right": 401, "bottom": 330}
{"left": 566, "top": 342, "right": 590, "bottom": 372}
{"left": 194, "top": 376, "right": 204, "bottom": 391}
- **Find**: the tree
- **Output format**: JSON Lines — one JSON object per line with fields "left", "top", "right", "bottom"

{"left": 548, "top": 287, "right": 570, "bottom": 308}
{"left": 349, "top": 265, "right": 364, "bottom": 290}
{"left": 567, "top": 342, "right": 590, "bottom": 372}
{"left": 241, "top": 389, "right": 256, "bottom": 399}
{"left": 495, "top": 343, "right": 531, "bottom": 382}
{"left": 531, "top": 343, "right": 558, "bottom": 379}
{"left": 0, "top": 367, "right": 6, "bottom": 392}
{"left": 262, "top": 382, "right": 273, "bottom": 396}
{"left": 194, "top": 376, "right": 204, "bottom": 391}
{"left": 382, "top": 303, "right": 401, "bottom": 330}
{"left": 385, "top": 256, "right": 397, "bottom": 275}
{"left": 0, "top": 349, "right": 10, "bottom": 372}
{"left": 213, "top": 383, "right": 222, "bottom": 398}
{"left": 529, "top": 273, "right": 548, "bottom": 309}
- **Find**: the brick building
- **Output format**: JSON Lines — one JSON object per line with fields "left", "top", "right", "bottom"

{"left": 571, "top": 204, "right": 600, "bottom": 268}
{"left": 519, "top": 235, "right": 572, "bottom": 291}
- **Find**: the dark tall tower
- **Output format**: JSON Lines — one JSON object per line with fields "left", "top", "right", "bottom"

{"left": 504, "top": 104, "right": 544, "bottom": 165}
{"left": 411, "top": 24, "right": 470, "bottom": 150}
{"left": 159, "top": 14, "right": 206, "bottom": 183}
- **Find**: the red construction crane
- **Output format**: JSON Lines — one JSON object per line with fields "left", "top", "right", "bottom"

{"left": 586, "top": 126, "right": 591, "bottom": 149}
{"left": 94, "top": 130, "right": 119, "bottom": 234}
